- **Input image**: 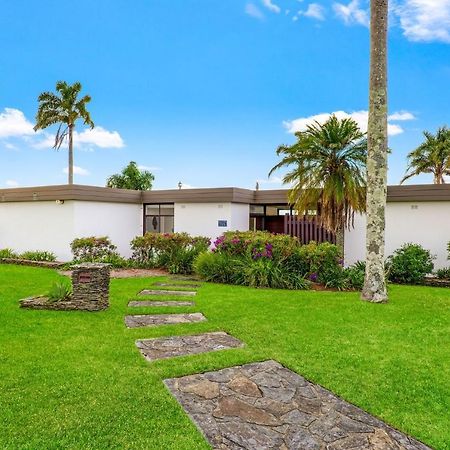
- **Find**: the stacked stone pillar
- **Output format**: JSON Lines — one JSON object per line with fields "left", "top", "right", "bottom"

{"left": 71, "top": 263, "right": 110, "bottom": 311}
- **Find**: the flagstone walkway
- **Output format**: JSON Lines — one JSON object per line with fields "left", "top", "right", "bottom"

{"left": 164, "top": 360, "right": 431, "bottom": 450}
{"left": 128, "top": 300, "right": 195, "bottom": 307}
{"left": 125, "top": 312, "right": 206, "bottom": 328}
{"left": 139, "top": 289, "right": 197, "bottom": 296}
{"left": 125, "top": 278, "right": 430, "bottom": 449}
{"left": 136, "top": 332, "right": 244, "bottom": 361}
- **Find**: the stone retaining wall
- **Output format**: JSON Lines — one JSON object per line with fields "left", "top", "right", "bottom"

{"left": 1, "top": 258, "right": 66, "bottom": 269}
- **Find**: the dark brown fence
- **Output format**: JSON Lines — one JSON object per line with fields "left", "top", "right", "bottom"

{"left": 283, "top": 215, "right": 336, "bottom": 244}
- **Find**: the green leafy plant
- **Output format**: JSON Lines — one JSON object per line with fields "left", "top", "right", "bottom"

{"left": 71, "top": 236, "right": 120, "bottom": 262}
{"left": 0, "top": 248, "right": 18, "bottom": 259}
{"left": 343, "top": 261, "right": 366, "bottom": 290}
{"left": 387, "top": 243, "right": 434, "bottom": 285}
{"left": 435, "top": 267, "right": 450, "bottom": 280}
{"left": 20, "top": 251, "right": 56, "bottom": 262}
{"left": 131, "top": 232, "right": 210, "bottom": 273}
{"left": 47, "top": 280, "right": 72, "bottom": 303}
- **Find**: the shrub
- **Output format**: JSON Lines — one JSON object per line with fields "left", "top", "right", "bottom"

{"left": 194, "top": 252, "right": 246, "bottom": 284}
{"left": 387, "top": 243, "right": 434, "bottom": 284}
{"left": 194, "top": 251, "right": 310, "bottom": 290}
{"left": 131, "top": 232, "right": 210, "bottom": 273}
{"left": 213, "top": 231, "right": 300, "bottom": 261}
{"left": 0, "top": 248, "right": 18, "bottom": 259}
{"left": 71, "top": 237, "right": 119, "bottom": 263}
{"left": 20, "top": 250, "right": 56, "bottom": 262}
{"left": 47, "top": 280, "right": 72, "bottom": 302}
{"left": 435, "top": 267, "right": 450, "bottom": 280}
{"left": 343, "top": 261, "right": 366, "bottom": 290}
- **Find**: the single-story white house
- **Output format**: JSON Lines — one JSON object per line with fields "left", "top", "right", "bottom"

{"left": 0, "top": 184, "right": 449, "bottom": 268}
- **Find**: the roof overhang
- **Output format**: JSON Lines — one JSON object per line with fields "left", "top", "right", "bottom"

{"left": 1, "top": 184, "right": 450, "bottom": 204}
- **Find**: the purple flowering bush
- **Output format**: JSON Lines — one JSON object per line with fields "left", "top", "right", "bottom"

{"left": 212, "top": 231, "right": 299, "bottom": 261}
{"left": 196, "top": 231, "right": 361, "bottom": 290}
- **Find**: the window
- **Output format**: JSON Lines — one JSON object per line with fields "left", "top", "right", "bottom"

{"left": 144, "top": 204, "right": 174, "bottom": 234}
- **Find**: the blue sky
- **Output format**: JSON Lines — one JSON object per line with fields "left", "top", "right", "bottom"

{"left": 1, "top": 0, "right": 449, "bottom": 189}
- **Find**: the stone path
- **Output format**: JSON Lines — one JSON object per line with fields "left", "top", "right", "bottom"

{"left": 164, "top": 360, "right": 430, "bottom": 450}
{"left": 139, "top": 289, "right": 197, "bottom": 297}
{"left": 125, "top": 312, "right": 206, "bottom": 328}
{"left": 136, "top": 332, "right": 244, "bottom": 361}
{"left": 154, "top": 282, "right": 201, "bottom": 289}
{"left": 128, "top": 300, "right": 195, "bottom": 307}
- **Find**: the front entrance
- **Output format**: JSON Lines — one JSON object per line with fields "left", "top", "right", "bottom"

{"left": 250, "top": 204, "right": 335, "bottom": 244}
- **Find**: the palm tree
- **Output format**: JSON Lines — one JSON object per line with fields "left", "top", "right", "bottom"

{"left": 106, "top": 161, "right": 155, "bottom": 191}
{"left": 269, "top": 115, "right": 367, "bottom": 248}
{"left": 401, "top": 127, "right": 450, "bottom": 184}
{"left": 361, "top": 0, "right": 389, "bottom": 303}
{"left": 34, "top": 81, "right": 94, "bottom": 185}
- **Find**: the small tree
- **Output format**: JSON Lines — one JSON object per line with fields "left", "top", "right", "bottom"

{"left": 269, "top": 115, "right": 367, "bottom": 249}
{"left": 34, "top": 81, "right": 94, "bottom": 185}
{"left": 106, "top": 161, "right": 154, "bottom": 191}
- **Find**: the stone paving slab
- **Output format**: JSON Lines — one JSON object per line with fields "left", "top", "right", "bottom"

{"left": 136, "top": 332, "right": 244, "bottom": 361}
{"left": 125, "top": 313, "right": 206, "bottom": 328}
{"left": 164, "top": 360, "right": 431, "bottom": 450}
{"left": 128, "top": 300, "right": 195, "bottom": 307}
{"left": 154, "top": 282, "right": 201, "bottom": 289}
{"left": 139, "top": 289, "right": 197, "bottom": 297}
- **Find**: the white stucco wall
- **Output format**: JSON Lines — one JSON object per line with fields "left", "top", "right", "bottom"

{"left": 73, "top": 202, "right": 143, "bottom": 258}
{"left": 345, "top": 201, "right": 450, "bottom": 269}
{"left": 0, "top": 201, "right": 76, "bottom": 261}
{"left": 174, "top": 202, "right": 250, "bottom": 242}
{"left": 0, "top": 200, "right": 143, "bottom": 261}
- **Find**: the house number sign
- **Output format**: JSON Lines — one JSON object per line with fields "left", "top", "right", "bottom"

{"left": 78, "top": 272, "right": 92, "bottom": 283}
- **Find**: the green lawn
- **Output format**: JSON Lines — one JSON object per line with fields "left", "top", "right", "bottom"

{"left": 0, "top": 265, "right": 449, "bottom": 450}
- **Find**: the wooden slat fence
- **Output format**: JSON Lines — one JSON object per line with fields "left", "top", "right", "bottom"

{"left": 283, "top": 215, "right": 336, "bottom": 245}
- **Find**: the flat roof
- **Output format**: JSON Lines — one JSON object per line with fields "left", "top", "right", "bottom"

{"left": 1, "top": 184, "right": 450, "bottom": 204}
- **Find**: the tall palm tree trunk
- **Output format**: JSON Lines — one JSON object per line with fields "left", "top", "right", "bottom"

{"left": 68, "top": 124, "right": 74, "bottom": 185}
{"left": 361, "top": 0, "right": 388, "bottom": 303}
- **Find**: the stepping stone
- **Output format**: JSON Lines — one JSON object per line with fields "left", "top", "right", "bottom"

{"left": 139, "top": 289, "right": 197, "bottom": 297}
{"left": 128, "top": 300, "right": 195, "bottom": 307}
{"left": 154, "top": 283, "right": 201, "bottom": 289}
{"left": 136, "top": 332, "right": 244, "bottom": 361}
{"left": 125, "top": 313, "right": 206, "bottom": 328}
{"left": 164, "top": 360, "right": 431, "bottom": 450}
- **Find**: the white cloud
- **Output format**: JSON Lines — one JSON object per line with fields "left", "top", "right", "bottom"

{"left": 388, "top": 111, "right": 416, "bottom": 121}
{"left": 0, "top": 108, "right": 35, "bottom": 138}
{"left": 0, "top": 108, "right": 125, "bottom": 151}
{"left": 261, "top": 0, "right": 281, "bottom": 13}
{"left": 333, "top": 0, "right": 369, "bottom": 26}
{"left": 63, "top": 166, "right": 90, "bottom": 176}
{"left": 5, "top": 180, "right": 19, "bottom": 187}
{"left": 301, "top": 3, "right": 326, "bottom": 20}
{"left": 394, "top": 0, "right": 450, "bottom": 43}
{"left": 283, "top": 109, "right": 414, "bottom": 136}
{"left": 245, "top": 3, "right": 265, "bottom": 19}
{"left": 74, "top": 126, "right": 124, "bottom": 148}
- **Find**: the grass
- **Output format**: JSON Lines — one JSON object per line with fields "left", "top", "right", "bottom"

{"left": 0, "top": 264, "right": 449, "bottom": 450}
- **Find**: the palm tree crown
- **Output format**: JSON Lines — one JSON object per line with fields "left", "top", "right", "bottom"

{"left": 401, "top": 127, "right": 450, "bottom": 184}
{"left": 34, "top": 81, "right": 94, "bottom": 184}
{"left": 269, "top": 115, "right": 367, "bottom": 234}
